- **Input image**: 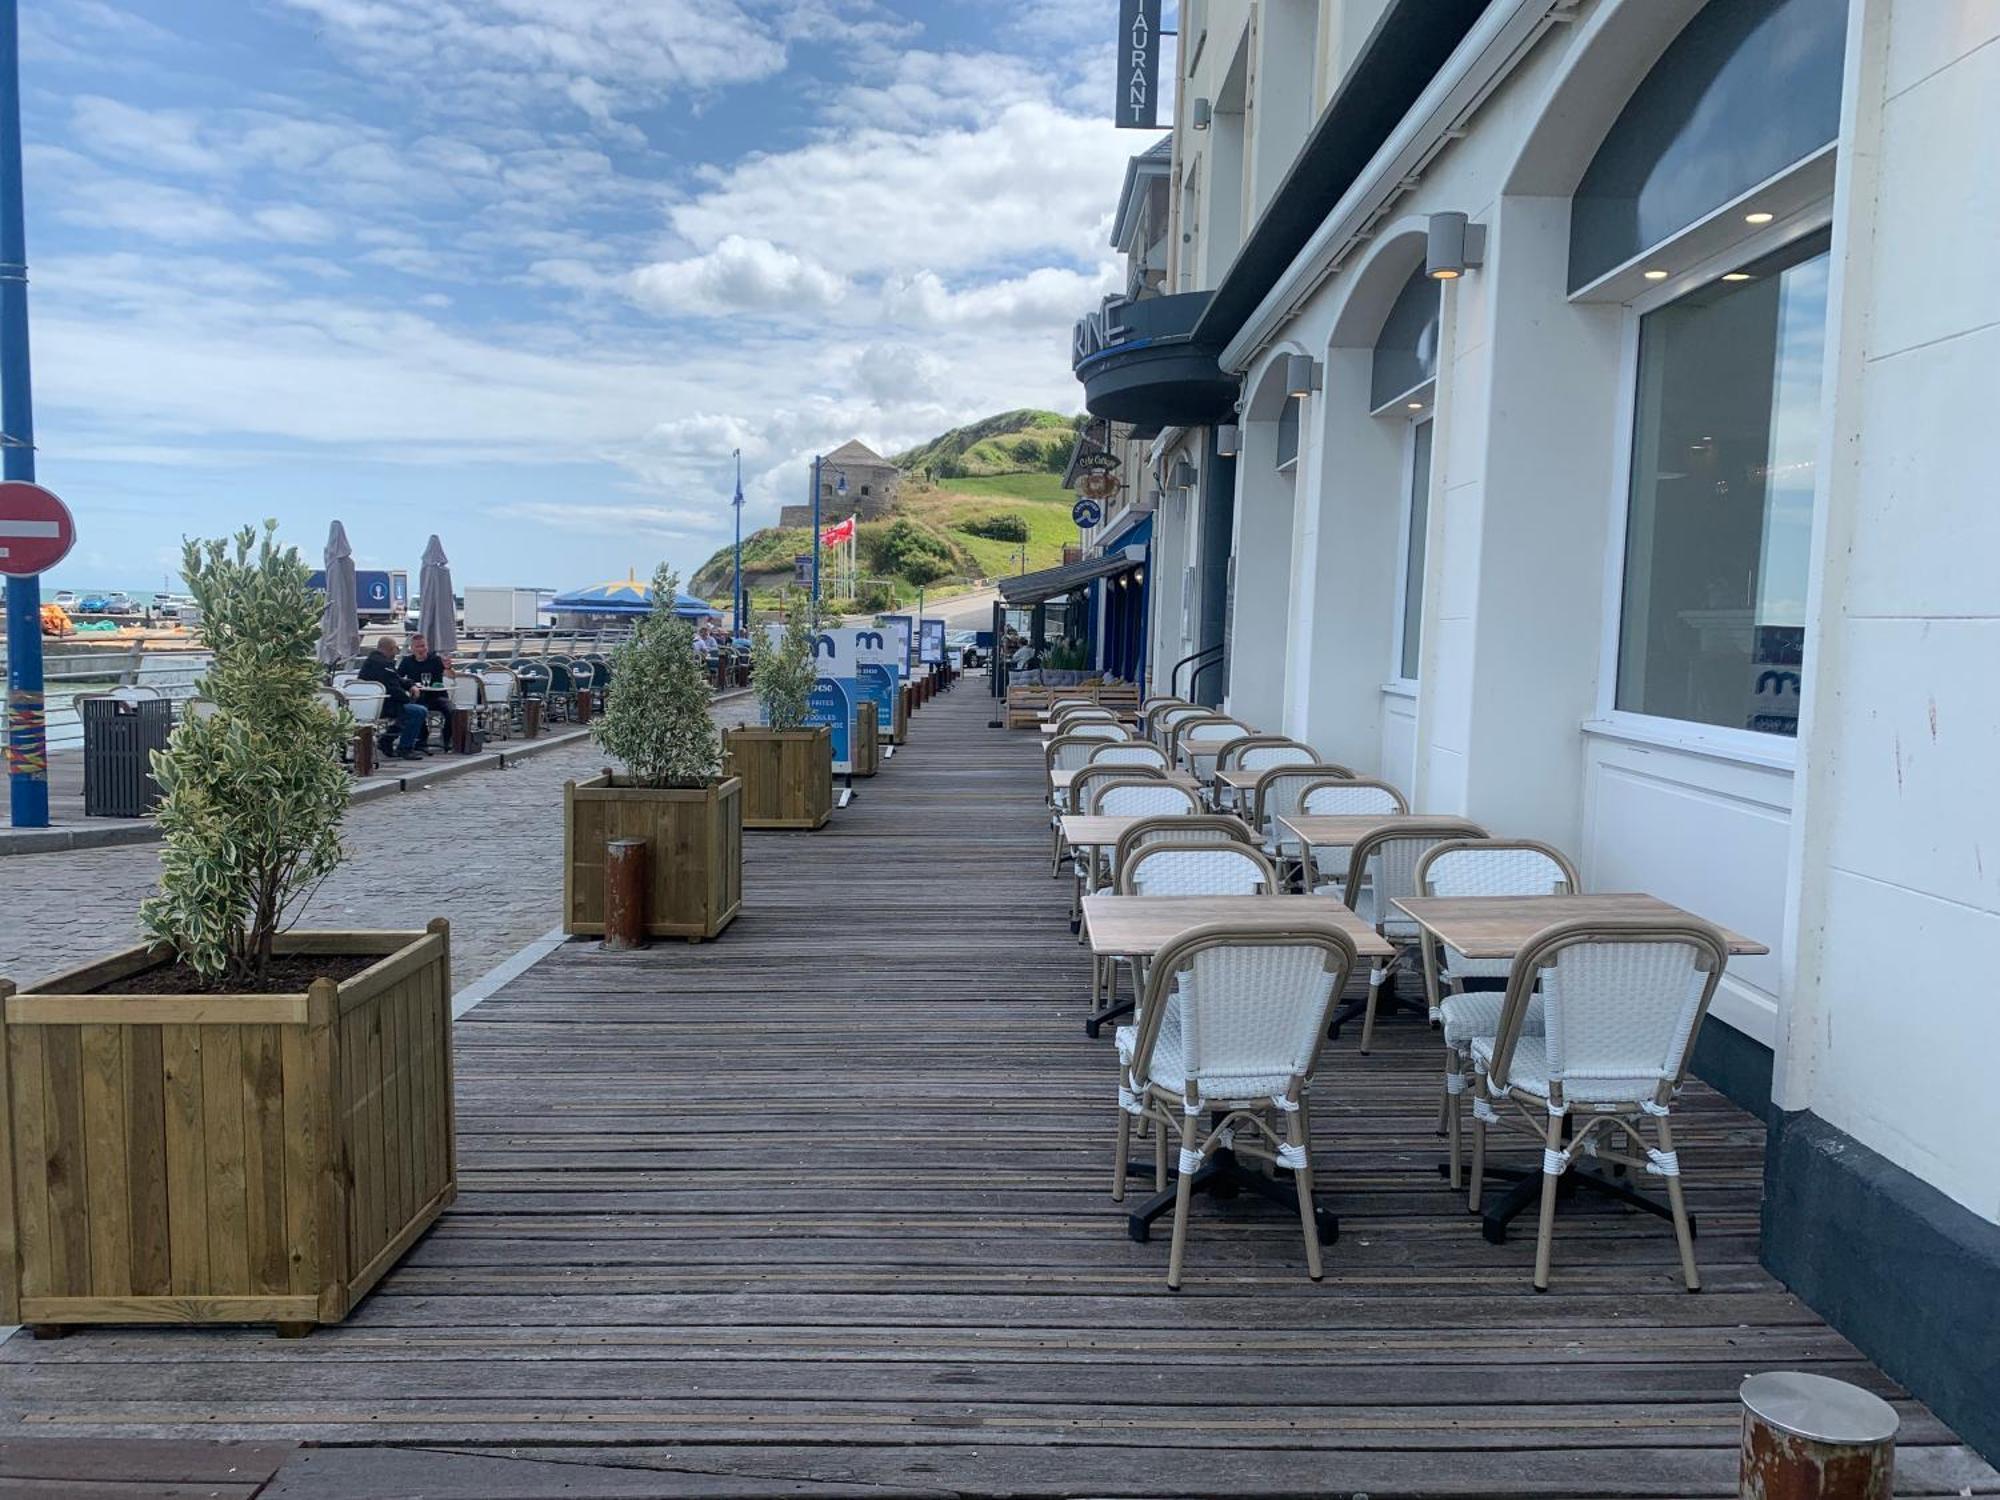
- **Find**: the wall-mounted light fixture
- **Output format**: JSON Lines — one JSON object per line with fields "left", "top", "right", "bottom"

{"left": 1169, "top": 457, "right": 1198, "bottom": 490}
{"left": 1191, "top": 97, "right": 1213, "bottom": 130}
{"left": 1284, "top": 353, "right": 1319, "bottom": 399}
{"left": 1426, "top": 211, "right": 1488, "bottom": 281}
{"left": 1215, "top": 423, "right": 1240, "bottom": 457}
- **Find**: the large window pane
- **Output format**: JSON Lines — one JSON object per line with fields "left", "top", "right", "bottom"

{"left": 1616, "top": 233, "right": 1828, "bottom": 734}
{"left": 1399, "top": 419, "right": 1432, "bottom": 681}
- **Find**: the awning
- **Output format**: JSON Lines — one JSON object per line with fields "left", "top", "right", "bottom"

{"left": 998, "top": 546, "right": 1146, "bottom": 607}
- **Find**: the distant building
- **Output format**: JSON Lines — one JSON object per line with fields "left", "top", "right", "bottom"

{"left": 779, "top": 440, "right": 901, "bottom": 528}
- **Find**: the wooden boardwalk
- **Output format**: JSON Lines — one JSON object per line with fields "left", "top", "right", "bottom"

{"left": 2, "top": 683, "right": 1994, "bottom": 1497}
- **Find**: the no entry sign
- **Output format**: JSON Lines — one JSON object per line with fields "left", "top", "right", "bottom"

{"left": 0, "top": 481, "right": 76, "bottom": 577}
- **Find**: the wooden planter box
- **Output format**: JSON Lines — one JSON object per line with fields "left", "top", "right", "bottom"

{"left": 851, "top": 708, "right": 880, "bottom": 777}
{"left": 0, "top": 923, "right": 456, "bottom": 1336}
{"left": 725, "top": 727, "right": 833, "bottom": 830}
{"left": 564, "top": 774, "right": 743, "bottom": 940}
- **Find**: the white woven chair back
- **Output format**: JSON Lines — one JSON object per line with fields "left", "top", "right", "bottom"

{"left": 1049, "top": 737, "right": 1111, "bottom": 773}
{"left": 448, "top": 675, "right": 482, "bottom": 710}
{"left": 1301, "top": 782, "right": 1405, "bottom": 816}
{"left": 1534, "top": 935, "right": 1721, "bottom": 1100}
{"left": 1071, "top": 764, "right": 1158, "bottom": 814}
{"left": 1241, "top": 744, "right": 1316, "bottom": 773}
{"left": 339, "top": 681, "right": 388, "bottom": 720}
{"left": 1090, "top": 743, "right": 1169, "bottom": 770}
{"left": 1065, "top": 723, "right": 1129, "bottom": 743}
{"left": 1177, "top": 943, "right": 1343, "bottom": 1096}
{"left": 1094, "top": 782, "right": 1200, "bottom": 818}
{"left": 1188, "top": 731, "right": 1254, "bottom": 783}
{"left": 1348, "top": 825, "right": 1486, "bottom": 930}
{"left": 1124, "top": 844, "right": 1272, "bottom": 896}
{"left": 1422, "top": 843, "right": 1573, "bottom": 899}
{"left": 1257, "top": 767, "right": 1355, "bottom": 836}
{"left": 1056, "top": 707, "right": 1118, "bottom": 726}
{"left": 479, "top": 670, "right": 516, "bottom": 705}
{"left": 1116, "top": 818, "right": 1253, "bottom": 872}
{"left": 1154, "top": 706, "right": 1207, "bottom": 746}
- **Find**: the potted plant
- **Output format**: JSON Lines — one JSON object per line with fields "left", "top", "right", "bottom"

{"left": 726, "top": 591, "right": 833, "bottom": 830}
{"left": 0, "top": 523, "right": 456, "bottom": 1337}
{"left": 565, "top": 563, "right": 743, "bottom": 940}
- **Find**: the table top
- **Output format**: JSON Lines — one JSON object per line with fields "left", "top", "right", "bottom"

{"left": 1390, "top": 892, "right": 1769, "bottom": 958}
{"left": 1051, "top": 767, "right": 1198, "bottom": 793}
{"left": 1082, "top": 893, "right": 1395, "bottom": 960}
{"left": 1215, "top": 768, "right": 1269, "bottom": 790}
{"left": 1276, "top": 813, "right": 1482, "bottom": 846}
{"left": 1061, "top": 813, "right": 1249, "bottom": 847}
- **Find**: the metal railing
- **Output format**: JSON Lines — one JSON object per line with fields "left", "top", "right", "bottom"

{"left": 0, "top": 644, "right": 213, "bottom": 751}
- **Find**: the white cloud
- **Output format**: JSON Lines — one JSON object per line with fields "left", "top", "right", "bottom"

{"left": 628, "top": 235, "right": 849, "bottom": 316}
{"left": 500, "top": 501, "right": 717, "bottom": 537}
{"left": 882, "top": 263, "right": 1122, "bottom": 331}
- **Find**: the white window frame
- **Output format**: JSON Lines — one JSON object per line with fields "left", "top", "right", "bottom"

{"left": 1589, "top": 204, "right": 1835, "bottom": 771}
{"left": 1384, "top": 382, "right": 1435, "bottom": 694}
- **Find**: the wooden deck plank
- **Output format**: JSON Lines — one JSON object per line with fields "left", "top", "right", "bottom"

{"left": 0, "top": 683, "right": 1991, "bottom": 1497}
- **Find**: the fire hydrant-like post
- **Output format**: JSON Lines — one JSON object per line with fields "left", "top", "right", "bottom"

{"left": 602, "top": 838, "right": 648, "bottom": 951}
{"left": 1739, "top": 1371, "right": 1897, "bottom": 1500}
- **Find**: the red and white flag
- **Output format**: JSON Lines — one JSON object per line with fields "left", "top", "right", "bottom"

{"left": 820, "top": 514, "right": 857, "bottom": 547}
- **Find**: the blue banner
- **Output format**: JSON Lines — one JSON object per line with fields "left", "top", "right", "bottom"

{"left": 855, "top": 662, "right": 895, "bottom": 733}
{"left": 805, "top": 676, "right": 853, "bottom": 770}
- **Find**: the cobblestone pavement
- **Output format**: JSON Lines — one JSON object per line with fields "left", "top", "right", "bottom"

{"left": 0, "top": 697, "right": 756, "bottom": 989}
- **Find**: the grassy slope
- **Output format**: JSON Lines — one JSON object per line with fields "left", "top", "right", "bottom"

{"left": 692, "top": 412, "right": 1082, "bottom": 600}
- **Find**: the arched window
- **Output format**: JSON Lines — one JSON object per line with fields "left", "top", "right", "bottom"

{"left": 1569, "top": 0, "right": 1845, "bottom": 290}
{"left": 1370, "top": 263, "right": 1439, "bottom": 685}
{"left": 1370, "top": 264, "right": 1440, "bottom": 412}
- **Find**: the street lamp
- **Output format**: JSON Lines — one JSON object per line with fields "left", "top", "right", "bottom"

{"left": 808, "top": 460, "right": 849, "bottom": 618}
{"left": 729, "top": 448, "right": 743, "bottom": 633}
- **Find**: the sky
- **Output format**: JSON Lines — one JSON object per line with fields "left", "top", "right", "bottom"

{"left": 20, "top": 0, "right": 1174, "bottom": 595}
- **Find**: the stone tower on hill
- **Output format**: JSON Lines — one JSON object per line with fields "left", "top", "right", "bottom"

{"left": 778, "top": 440, "right": 901, "bottom": 528}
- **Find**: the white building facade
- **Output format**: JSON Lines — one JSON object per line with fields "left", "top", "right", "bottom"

{"left": 1072, "top": 0, "right": 1999, "bottom": 1461}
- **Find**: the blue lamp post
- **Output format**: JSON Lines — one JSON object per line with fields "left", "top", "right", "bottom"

{"left": 809, "top": 453, "right": 821, "bottom": 612}
{"left": 0, "top": 0, "right": 46, "bottom": 829}
{"left": 729, "top": 447, "right": 743, "bottom": 631}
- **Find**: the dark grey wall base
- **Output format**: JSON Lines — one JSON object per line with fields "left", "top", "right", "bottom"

{"left": 1688, "top": 1014, "right": 1773, "bottom": 1121}
{"left": 1762, "top": 1109, "right": 2000, "bottom": 1467}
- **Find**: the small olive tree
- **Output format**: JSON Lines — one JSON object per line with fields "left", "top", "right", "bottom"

{"left": 141, "top": 523, "right": 353, "bottom": 986}
{"left": 754, "top": 590, "right": 818, "bottom": 730}
{"left": 591, "top": 564, "right": 722, "bottom": 787}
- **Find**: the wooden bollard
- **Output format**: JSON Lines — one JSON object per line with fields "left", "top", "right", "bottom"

{"left": 352, "top": 724, "right": 376, "bottom": 778}
{"left": 522, "top": 699, "right": 543, "bottom": 738}
{"left": 602, "top": 838, "right": 649, "bottom": 951}
{"left": 1740, "top": 1372, "right": 1897, "bottom": 1500}
{"left": 575, "top": 688, "right": 593, "bottom": 724}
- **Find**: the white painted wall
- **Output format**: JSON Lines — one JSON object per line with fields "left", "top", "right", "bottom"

{"left": 1778, "top": 0, "right": 2000, "bottom": 1223}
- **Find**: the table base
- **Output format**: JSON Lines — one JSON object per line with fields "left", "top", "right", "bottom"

{"left": 1122, "top": 1150, "right": 1339, "bottom": 1246}
{"left": 1454, "top": 1159, "right": 1697, "bottom": 1247}
{"left": 1327, "top": 983, "right": 1424, "bottom": 1045}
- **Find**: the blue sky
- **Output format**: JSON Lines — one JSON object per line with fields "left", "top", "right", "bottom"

{"left": 21, "top": 0, "right": 1168, "bottom": 594}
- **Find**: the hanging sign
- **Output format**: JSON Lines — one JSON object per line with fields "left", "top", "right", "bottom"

{"left": 1117, "top": 0, "right": 1161, "bottom": 129}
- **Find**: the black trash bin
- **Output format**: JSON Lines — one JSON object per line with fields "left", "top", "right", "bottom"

{"left": 82, "top": 695, "right": 172, "bottom": 818}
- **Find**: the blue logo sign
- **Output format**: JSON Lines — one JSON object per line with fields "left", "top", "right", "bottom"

{"left": 1071, "top": 498, "right": 1102, "bottom": 529}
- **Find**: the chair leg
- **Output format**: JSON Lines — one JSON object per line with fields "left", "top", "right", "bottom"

{"left": 1360, "top": 967, "right": 1384, "bottom": 1054}
{"left": 1656, "top": 1115, "right": 1701, "bottom": 1293}
{"left": 1288, "top": 1105, "right": 1323, "bottom": 1281}
{"left": 1166, "top": 1120, "right": 1198, "bottom": 1291}
{"left": 1113, "top": 1106, "right": 1132, "bottom": 1202}
{"left": 1532, "top": 1113, "right": 1564, "bottom": 1292}
{"left": 1445, "top": 1067, "right": 1463, "bottom": 1190}
{"left": 1050, "top": 823, "right": 1064, "bottom": 878}
{"left": 1467, "top": 1080, "right": 1488, "bottom": 1214}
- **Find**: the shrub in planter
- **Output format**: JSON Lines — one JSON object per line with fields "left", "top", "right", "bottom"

{"left": 566, "top": 564, "right": 742, "bottom": 938}
{"left": 0, "top": 523, "right": 455, "bottom": 1335}
{"left": 727, "top": 592, "right": 833, "bottom": 830}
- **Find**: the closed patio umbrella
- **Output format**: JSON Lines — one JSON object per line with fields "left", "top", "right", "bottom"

{"left": 318, "top": 520, "right": 359, "bottom": 668}
{"left": 418, "top": 534, "right": 457, "bottom": 656}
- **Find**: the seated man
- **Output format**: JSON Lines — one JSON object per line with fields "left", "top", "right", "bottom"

{"left": 359, "top": 636, "right": 429, "bottom": 759}
{"left": 397, "top": 633, "right": 448, "bottom": 749}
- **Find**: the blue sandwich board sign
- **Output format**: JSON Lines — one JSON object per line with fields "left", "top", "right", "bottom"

{"left": 805, "top": 676, "right": 853, "bottom": 771}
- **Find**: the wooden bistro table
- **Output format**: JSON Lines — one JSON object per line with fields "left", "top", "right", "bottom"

{"left": 1081, "top": 891, "right": 1395, "bottom": 1246}
{"left": 1391, "top": 891, "right": 1769, "bottom": 1243}
{"left": 1050, "top": 767, "right": 1199, "bottom": 799}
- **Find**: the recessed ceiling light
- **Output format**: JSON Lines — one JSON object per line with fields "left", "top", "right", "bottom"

{"left": 1722, "top": 272, "right": 1752, "bottom": 282}
{"left": 1406, "top": 401, "right": 1424, "bottom": 411}
{"left": 1643, "top": 269, "right": 1670, "bottom": 280}
{"left": 1745, "top": 211, "right": 1775, "bottom": 225}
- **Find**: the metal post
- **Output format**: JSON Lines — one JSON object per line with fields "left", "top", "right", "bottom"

{"left": 602, "top": 838, "right": 649, "bottom": 951}
{"left": 0, "top": 0, "right": 45, "bottom": 829}
{"left": 1739, "top": 1372, "right": 1897, "bottom": 1500}
{"left": 730, "top": 447, "right": 743, "bottom": 633}
{"left": 809, "top": 454, "right": 822, "bottom": 613}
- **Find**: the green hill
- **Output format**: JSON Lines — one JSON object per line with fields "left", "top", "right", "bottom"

{"left": 690, "top": 410, "right": 1085, "bottom": 610}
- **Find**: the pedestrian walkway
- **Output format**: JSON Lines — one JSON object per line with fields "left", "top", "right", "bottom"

{"left": 0, "top": 685, "right": 1993, "bottom": 1497}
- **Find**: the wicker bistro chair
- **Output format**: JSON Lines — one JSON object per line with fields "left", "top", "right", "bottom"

{"left": 1467, "top": 915, "right": 1729, "bottom": 1292}
{"left": 478, "top": 668, "right": 518, "bottom": 738}
{"left": 1120, "top": 840, "right": 1276, "bottom": 897}
{"left": 1253, "top": 765, "right": 1360, "bottom": 885}
{"left": 1152, "top": 704, "right": 1211, "bottom": 753}
{"left": 1053, "top": 705, "right": 1119, "bottom": 727}
{"left": 1299, "top": 777, "right": 1409, "bottom": 895}
{"left": 1048, "top": 733, "right": 1137, "bottom": 875}
{"left": 1113, "top": 922, "right": 1360, "bottom": 1288}
{"left": 445, "top": 673, "right": 483, "bottom": 744}
{"left": 543, "top": 658, "right": 575, "bottom": 722}
{"left": 1164, "top": 713, "right": 1235, "bottom": 765}
{"left": 1215, "top": 738, "right": 1317, "bottom": 812}
{"left": 1185, "top": 728, "right": 1256, "bottom": 790}
{"left": 1089, "top": 741, "right": 1170, "bottom": 773}
{"left": 1413, "top": 840, "right": 1581, "bottom": 1188}
{"left": 1139, "top": 698, "right": 1190, "bottom": 739}
{"left": 1334, "top": 820, "right": 1488, "bottom": 1053}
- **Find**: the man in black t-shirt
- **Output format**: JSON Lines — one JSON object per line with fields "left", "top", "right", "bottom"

{"left": 396, "top": 634, "right": 447, "bottom": 750}
{"left": 358, "top": 637, "right": 429, "bottom": 758}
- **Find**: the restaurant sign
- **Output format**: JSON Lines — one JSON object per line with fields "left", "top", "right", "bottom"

{"left": 1072, "top": 295, "right": 1135, "bottom": 370}
{"left": 1117, "top": 0, "right": 1161, "bottom": 129}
